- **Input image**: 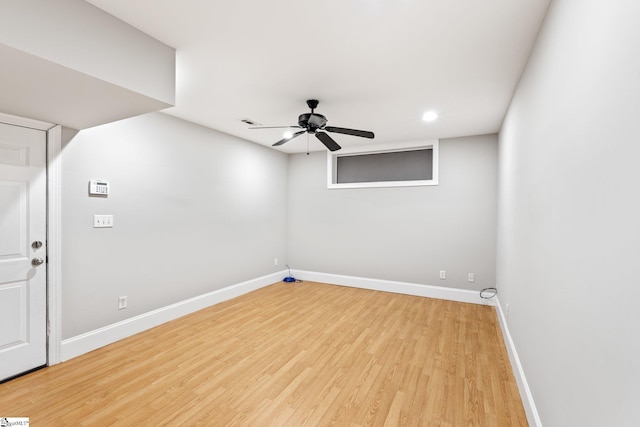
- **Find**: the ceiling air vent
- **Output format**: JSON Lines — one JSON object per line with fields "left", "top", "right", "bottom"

{"left": 240, "top": 118, "right": 262, "bottom": 126}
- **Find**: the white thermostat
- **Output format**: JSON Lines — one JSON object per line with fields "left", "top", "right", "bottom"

{"left": 89, "top": 180, "right": 110, "bottom": 195}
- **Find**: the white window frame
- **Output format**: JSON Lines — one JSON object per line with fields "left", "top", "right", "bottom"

{"left": 327, "top": 139, "right": 439, "bottom": 189}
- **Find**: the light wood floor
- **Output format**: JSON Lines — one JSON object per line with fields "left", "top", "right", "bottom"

{"left": 0, "top": 282, "right": 527, "bottom": 426}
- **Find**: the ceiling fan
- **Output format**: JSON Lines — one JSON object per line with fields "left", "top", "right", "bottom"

{"left": 250, "top": 99, "right": 375, "bottom": 151}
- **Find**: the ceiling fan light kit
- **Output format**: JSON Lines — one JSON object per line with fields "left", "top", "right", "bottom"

{"left": 251, "top": 99, "right": 375, "bottom": 151}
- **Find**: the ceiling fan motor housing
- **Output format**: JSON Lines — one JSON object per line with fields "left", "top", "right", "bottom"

{"left": 298, "top": 113, "right": 327, "bottom": 132}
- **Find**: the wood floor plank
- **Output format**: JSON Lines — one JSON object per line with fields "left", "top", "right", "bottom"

{"left": 0, "top": 281, "right": 528, "bottom": 425}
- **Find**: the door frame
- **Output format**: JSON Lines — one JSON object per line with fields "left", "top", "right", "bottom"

{"left": 0, "top": 112, "right": 62, "bottom": 366}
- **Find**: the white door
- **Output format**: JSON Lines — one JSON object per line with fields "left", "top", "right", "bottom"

{"left": 0, "top": 121, "right": 47, "bottom": 381}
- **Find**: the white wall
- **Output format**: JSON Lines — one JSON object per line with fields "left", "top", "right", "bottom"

{"left": 497, "top": 1, "right": 640, "bottom": 425}
{"left": 288, "top": 134, "right": 498, "bottom": 289}
{"left": 61, "top": 113, "right": 288, "bottom": 339}
{"left": 0, "top": 0, "right": 175, "bottom": 104}
{"left": 0, "top": 0, "right": 175, "bottom": 129}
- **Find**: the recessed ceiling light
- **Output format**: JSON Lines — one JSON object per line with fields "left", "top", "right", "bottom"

{"left": 283, "top": 131, "right": 293, "bottom": 139}
{"left": 422, "top": 111, "right": 439, "bottom": 122}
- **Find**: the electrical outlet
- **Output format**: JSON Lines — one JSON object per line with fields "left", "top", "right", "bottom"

{"left": 274, "top": 258, "right": 278, "bottom": 266}
{"left": 118, "top": 296, "right": 127, "bottom": 310}
{"left": 439, "top": 270, "right": 446, "bottom": 280}
{"left": 468, "top": 273, "right": 475, "bottom": 282}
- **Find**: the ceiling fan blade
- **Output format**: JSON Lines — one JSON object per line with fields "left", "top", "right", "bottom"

{"left": 250, "top": 125, "right": 302, "bottom": 130}
{"left": 272, "top": 130, "right": 306, "bottom": 147}
{"left": 315, "top": 132, "right": 342, "bottom": 151}
{"left": 325, "top": 126, "right": 375, "bottom": 139}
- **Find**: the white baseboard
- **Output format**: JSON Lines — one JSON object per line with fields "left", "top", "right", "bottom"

{"left": 292, "top": 269, "right": 495, "bottom": 306}
{"left": 494, "top": 297, "right": 542, "bottom": 427}
{"left": 60, "top": 271, "right": 286, "bottom": 362}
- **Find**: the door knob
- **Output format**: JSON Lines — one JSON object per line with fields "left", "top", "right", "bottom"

{"left": 32, "top": 241, "right": 43, "bottom": 249}
{"left": 31, "top": 257, "right": 45, "bottom": 266}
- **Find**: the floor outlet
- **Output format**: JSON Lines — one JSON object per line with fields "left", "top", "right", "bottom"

{"left": 118, "top": 296, "right": 127, "bottom": 310}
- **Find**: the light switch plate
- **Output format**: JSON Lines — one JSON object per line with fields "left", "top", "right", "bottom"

{"left": 94, "top": 214, "right": 113, "bottom": 228}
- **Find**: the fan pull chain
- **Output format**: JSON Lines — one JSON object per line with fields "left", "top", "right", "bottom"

{"left": 307, "top": 133, "right": 310, "bottom": 155}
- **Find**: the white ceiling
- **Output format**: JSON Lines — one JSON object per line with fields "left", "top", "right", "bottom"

{"left": 86, "top": 0, "right": 550, "bottom": 153}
